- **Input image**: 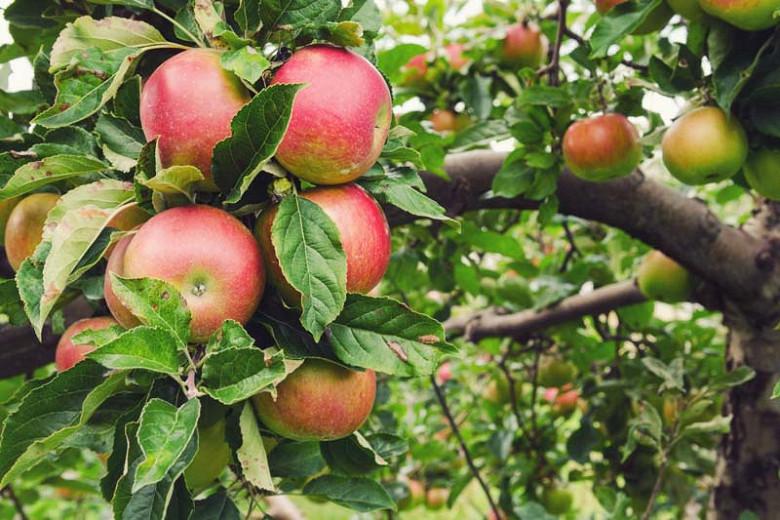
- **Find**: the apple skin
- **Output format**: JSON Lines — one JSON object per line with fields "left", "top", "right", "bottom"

{"left": 104, "top": 234, "right": 141, "bottom": 330}
{"left": 252, "top": 358, "right": 376, "bottom": 441}
{"left": 184, "top": 417, "right": 231, "bottom": 493}
{"left": 140, "top": 48, "right": 250, "bottom": 192}
{"left": 399, "top": 479, "right": 425, "bottom": 510}
{"left": 542, "top": 487, "right": 574, "bottom": 515}
{"left": 699, "top": 0, "right": 780, "bottom": 30}
{"left": 402, "top": 53, "right": 429, "bottom": 86}
{"left": 563, "top": 113, "right": 642, "bottom": 182}
{"left": 637, "top": 250, "right": 692, "bottom": 303}
{"left": 662, "top": 107, "right": 748, "bottom": 185}
{"left": 436, "top": 361, "right": 453, "bottom": 384}
{"left": 0, "top": 197, "right": 20, "bottom": 244}
{"left": 109, "top": 205, "right": 264, "bottom": 342}
{"left": 4, "top": 193, "right": 60, "bottom": 271}
{"left": 255, "top": 184, "right": 391, "bottom": 305}
{"left": 430, "top": 109, "right": 458, "bottom": 133}
{"left": 500, "top": 23, "right": 548, "bottom": 68}
{"left": 55, "top": 317, "right": 119, "bottom": 372}
{"left": 538, "top": 358, "right": 578, "bottom": 388}
{"left": 425, "top": 487, "right": 449, "bottom": 510}
{"left": 744, "top": 148, "right": 780, "bottom": 200}
{"left": 444, "top": 43, "right": 469, "bottom": 70}
{"left": 596, "top": 0, "right": 674, "bottom": 33}
{"left": 271, "top": 45, "right": 392, "bottom": 186}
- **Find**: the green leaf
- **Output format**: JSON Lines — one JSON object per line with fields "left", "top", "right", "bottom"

{"left": 94, "top": 113, "right": 145, "bottom": 172}
{"left": 89, "top": 327, "right": 182, "bottom": 375}
{"left": 321, "top": 432, "right": 388, "bottom": 476}
{"left": 302, "top": 475, "right": 396, "bottom": 512}
{"left": 237, "top": 401, "right": 274, "bottom": 492}
{"left": 711, "top": 366, "right": 755, "bottom": 391}
{"left": 206, "top": 320, "right": 256, "bottom": 353}
{"left": 220, "top": 46, "right": 270, "bottom": 84}
{"left": 85, "top": 0, "right": 155, "bottom": 10}
{"left": 377, "top": 43, "right": 427, "bottom": 83}
{"left": 192, "top": 489, "right": 241, "bottom": 520}
{"left": 212, "top": 83, "right": 302, "bottom": 203}
{"left": 268, "top": 441, "right": 326, "bottom": 478}
{"left": 271, "top": 194, "right": 348, "bottom": 341}
{"left": 328, "top": 294, "right": 456, "bottom": 376}
{"left": 0, "top": 89, "right": 45, "bottom": 114}
{"left": 772, "top": 380, "right": 780, "bottom": 399}
{"left": 260, "top": 0, "right": 342, "bottom": 30}
{"left": 460, "top": 221, "right": 524, "bottom": 260}
{"left": 235, "top": 0, "right": 262, "bottom": 36}
{"left": 642, "top": 357, "right": 684, "bottom": 393}
{"left": 0, "top": 154, "right": 109, "bottom": 199}
{"left": 200, "top": 348, "right": 288, "bottom": 405}
{"left": 0, "top": 362, "right": 126, "bottom": 486}
{"left": 590, "top": 0, "right": 664, "bottom": 58}
{"left": 360, "top": 171, "right": 453, "bottom": 224}
{"left": 133, "top": 398, "right": 200, "bottom": 492}
{"left": 680, "top": 415, "right": 732, "bottom": 438}
{"left": 140, "top": 165, "right": 205, "bottom": 202}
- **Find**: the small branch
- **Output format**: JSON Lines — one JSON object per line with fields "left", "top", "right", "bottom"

{"left": 2, "top": 485, "right": 29, "bottom": 520}
{"left": 430, "top": 375, "right": 500, "bottom": 518}
{"left": 559, "top": 219, "right": 580, "bottom": 272}
{"left": 621, "top": 59, "right": 649, "bottom": 74}
{"left": 547, "top": 0, "right": 570, "bottom": 86}
{"left": 563, "top": 27, "right": 585, "bottom": 45}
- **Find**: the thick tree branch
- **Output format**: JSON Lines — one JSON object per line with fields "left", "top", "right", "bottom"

{"left": 444, "top": 280, "right": 645, "bottom": 341}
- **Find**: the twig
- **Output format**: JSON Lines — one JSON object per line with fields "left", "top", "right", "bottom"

{"left": 430, "top": 375, "right": 500, "bottom": 518}
{"left": 2, "top": 485, "right": 29, "bottom": 520}
{"left": 539, "top": 0, "right": 570, "bottom": 86}
{"left": 559, "top": 219, "right": 580, "bottom": 272}
{"left": 641, "top": 420, "right": 682, "bottom": 520}
{"left": 621, "top": 59, "right": 650, "bottom": 74}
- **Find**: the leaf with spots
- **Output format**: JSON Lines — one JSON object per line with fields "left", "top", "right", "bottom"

{"left": 0, "top": 154, "right": 109, "bottom": 200}
{"left": 237, "top": 401, "right": 275, "bottom": 492}
{"left": 200, "top": 348, "right": 291, "bottom": 404}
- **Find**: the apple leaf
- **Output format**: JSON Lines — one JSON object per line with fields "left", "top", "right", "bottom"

{"left": 0, "top": 154, "right": 109, "bottom": 199}
{"left": 259, "top": 0, "right": 342, "bottom": 30}
{"left": 360, "top": 173, "right": 453, "bottom": 224}
{"left": 133, "top": 398, "right": 200, "bottom": 492}
{"left": 206, "top": 320, "right": 256, "bottom": 353}
{"left": 328, "top": 294, "right": 457, "bottom": 376}
{"left": 88, "top": 326, "right": 182, "bottom": 375}
{"left": 94, "top": 113, "right": 145, "bottom": 172}
{"left": 200, "top": 348, "right": 290, "bottom": 405}
{"left": 376, "top": 43, "right": 428, "bottom": 82}
{"left": 271, "top": 195, "right": 347, "bottom": 341}
{"left": 192, "top": 489, "right": 241, "bottom": 519}
{"left": 0, "top": 362, "right": 127, "bottom": 486}
{"left": 302, "top": 475, "right": 396, "bottom": 512}
{"left": 268, "top": 441, "right": 327, "bottom": 478}
{"left": 100, "top": 400, "right": 146, "bottom": 501}
{"left": 212, "top": 83, "right": 303, "bottom": 203}
{"left": 237, "top": 401, "right": 274, "bottom": 492}
{"left": 0, "top": 278, "right": 25, "bottom": 326}
{"left": 140, "top": 165, "right": 205, "bottom": 202}
{"left": 589, "top": 0, "right": 664, "bottom": 58}
{"left": 220, "top": 46, "right": 270, "bottom": 84}
{"left": 320, "top": 432, "right": 388, "bottom": 476}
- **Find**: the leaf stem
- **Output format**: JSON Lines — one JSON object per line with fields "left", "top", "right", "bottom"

{"left": 153, "top": 7, "right": 206, "bottom": 48}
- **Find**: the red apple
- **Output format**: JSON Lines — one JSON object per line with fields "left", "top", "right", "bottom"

{"left": 563, "top": 113, "right": 642, "bottom": 182}
{"left": 252, "top": 358, "right": 376, "bottom": 441}
{"left": 425, "top": 487, "right": 449, "bottom": 510}
{"left": 699, "top": 0, "right": 780, "bottom": 30}
{"left": 436, "top": 362, "right": 453, "bottom": 384}
{"left": 430, "top": 109, "right": 458, "bottom": 133}
{"left": 500, "top": 23, "right": 548, "bottom": 69}
{"left": 55, "top": 317, "right": 118, "bottom": 372}
{"left": 140, "top": 49, "right": 250, "bottom": 191}
{"left": 399, "top": 479, "right": 425, "bottom": 510}
{"left": 444, "top": 43, "right": 469, "bottom": 70}
{"left": 403, "top": 53, "right": 429, "bottom": 85}
{"left": 255, "top": 184, "right": 391, "bottom": 305}
{"left": 104, "top": 234, "right": 140, "bottom": 330}
{"left": 106, "top": 205, "right": 264, "bottom": 342}
{"left": 0, "top": 197, "right": 20, "bottom": 244}
{"left": 271, "top": 45, "right": 392, "bottom": 186}
{"left": 4, "top": 193, "right": 59, "bottom": 271}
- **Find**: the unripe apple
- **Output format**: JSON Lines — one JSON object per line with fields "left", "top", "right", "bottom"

{"left": 399, "top": 479, "right": 425, "bottom": 510}
{"left": 140, "top": 49, "right": 250, "bottom": 192}
{"left": 430, "top": 109, "right": 458, "bottom": 133}
{"left": 666, "top": 0, "right": 706, "bottom": 20}
{"left": 500, "top": 23, "right": 548, "bottom": 69}
{"left": 4, "top": 193, "right": 59, "bottom": 271}
{"left": 596, "top": 0, "right": 674, "bottom": 33}
{"left": 255, "top": 184, "right": 391, "bottom": 305}
{"left": 271, "top": 45, "right": 392, "bottom": 186}
{"left": 107, "top": 205, "right": 264, "bottom": 342}
{"left": 55, "top": 317, "right": 119, "bottom": 372}
{"left": 484, "top": 375, "right": 514, "bottom": 405}
{"left": 542, "top": 486, "right": 574, "bottom": 515}
{"left": 0, "top": 197, "right": 20, "bottom": 244}
{"left": 563, "top": 113, "right": 642, "bottom": 182}
{"left": 252, "top": 358, "right": 376, "bottom": 441}
{"left": 184, "top": 417, "right": 231, "bottom": 493}
{"left": 425, "top": 487, "right": 448, "bottom": 510}
{"left": 699, "top": 0, "right": 780, "bottom": 30}
{"left": 538, "top": 358, "right": 577, "bottom": 388}
{"left": 637, "top": 250, "right": 693, "bottom": 303}
{"left": 662, "top": 106, "right": 748, "bottom": 185}
{"left": 744, "top": 148, "right": 780, "bottom": 200}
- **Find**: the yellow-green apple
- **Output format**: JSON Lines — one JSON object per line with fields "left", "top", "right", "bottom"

{"left": 55, "top": 317, "right": 119, "bottom": 372}
{"left": 184, "top": 417, "right": 231, "bottom": 493}
{"left": 542, "top": 486, "right": 574, "bottom": 514}
{"left": 538, "top": 357, "right": 578, "bottom": 388}
{"left": 4, "top": 192, "right": 59, "bottom": 271}
{"left": 637, "top": 250, "right": 692, "bottom": 303}
{"left": 255, "top": 184, "right": 391, "bottom": 305}
{"left": 140, "top": 49, "right": 250, "bottom": 191}
{"left": 596, "top": 0, "right": 674, "bottom": 33}
{"left": 105, "top": 205, "right": 264, "bottom": 342}
{"left": 270, "top": 45, "right": 392, "bottom": 185}
{"left": 563, "top": 113, "right": 642, "bottom": 182}
{"left": 699, "top": 0, "right": 780, "bottom": 30}
{"left": 744, "top": 148, "right": 780, "bottom": 200}
{"left": 662, "top": 106, "right": 748, "bottom": 185}
{"left": 399, "top": 479, "right": 425, "bottom": 510}
{"left": 252, "top": 358, "right": 376, "bottom": 441}
{"left": 425, "top": 487, "right": 448, "bottom": 510}
{"left": 0, "top": 197, "right": 20, "bottom": 244}
{"left": 500, "top": 23, "right": 548, "bottom": 68}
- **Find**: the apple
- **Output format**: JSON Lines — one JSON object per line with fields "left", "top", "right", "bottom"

{"left": 699, "top": 0, "right": 780, "bottom": 30}
{"left": 106, "top": 205, "right": 264, "bottom": 342}
{"left": 140, "top": 48, "right": 250, "bottom": 192}
{"left": 484, "top": 376, "right": 513, "bottom": 405}
{"left": 430, "top": 109, "right": 458, "bottom": 133}
{"left": 270, "top": 45, "right": 392, "bottom": 186}
{"left": 744, "top": 148, "right": 780, "bottom": 200}
{"left": 662, "top": 106, "right": 748, "bottom": 185}
{"left": 552, "top": 387, "right": 581, "bottom": 416}
{"left": 637, "top": 250, "right": 693, "bottom": 303}
{"left": 538, "top": 358, "right": 577, "bottom": 388}
{"left": 399, "top": 479, "right": 425, "bottom": 510}
{"left": 0, "top": 197, "right": 20, "bottom": 244}
{"left": 436, "top": 361, "right": 453, "bottom": 384}
{"left": 563, "top": 113, "right": 642, "bottom": 182}
{"left": 666, "top": 0, "right": 705, "bottom": 20}
{"left": 444, "top": 43, "right": 469, "bottom": 70}
{"left": 255, "top": 184, "right": 391, "bottom": 305}
{"left": 252, "top": 358, "right": 376, "bottom": 441}
{"left": 596, "top": 0, "right": 674, "bottom": 33}
{"left": 425, "top": 487, "right": 449, "bottom": 510}
{"left": 542, "top": 486, "right": 574, "bottom": 515}
{"left": 4, "top": 192, "right": 59, "bottom": 271}
{"left": 55, "top": 317, "right": 119, "bottom": 372}
{"left": 184, "top": 417, "right": 231, "bottom": 493}
{"left": 402, "top": 53, "right": 429, "bottom": 86}
{"left": 500, "top": 23, "right": 548, "bottom": 68}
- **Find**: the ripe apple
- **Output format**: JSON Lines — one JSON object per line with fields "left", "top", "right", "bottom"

{"left": 55, "top": 317, "right": 119, "bottom": 372}
{"left": 252, "top": 358, "right": 376, "bottom": 441}
{"left": 538, "top": 358, "right": 577, "bottom": 388}
{"left": 596, "top": 0, "right": 674, "bottom": 33}
{"left": 0, "top": 197, "right": 20, "bottom": 244}
{"left": 436, "top": 361, "right": 453, "bottom": 384}
{"left": 666, "top": 0, "right": 705, "bottom": 20}
{"left": 425, "top": 487, "right": 449, "bottom": 510}
{"left": 4, "top": 192, "right": 59, "bottom": 271}
{"left": 444, "top": 43, "right": 469, "bottom": 70}
{"left": 500, "top": 23, "right": 548, "bottom": 68}
{"left": 744, "top": 148, "right": 780, "bottom": 200}
{"left": 402, "top": 53, "right": 429, "bottom": 86}
{"left": 542, "top": 486, "right": 574, "bottom": 515}
{"left": 255, "top": 184, "right": 391, "bottom": 305}
{"left": 637, "top": 250, "right": 693, "bottom": 303}
{"left": 563, "top": 113, "right": 642, "bottom": 182}
{"left": 552, "top": 387, "right": 581, "bottom": 416}
{"left": 430, "top": 109, "right": 458, "bottom": 133}
{"left": 270, "top": 45, "right": 392, "bottom": 186}
{"left": 699, "top": 0, "right": 780, "bottom": 30}
{"left": 106, "top": 205, "right": 265, "bottom": 342}
{"left": 184, "top": 417, "right": 231, "bottom": 493}
{"left": 399, "top": 479, "right": 425, "bottom": 510}
{"left": 104, "top": 234, "right": 141, "bottom": 330}
{"left": 140, "top": 49, "right": 250, "bottom": 192}
{"left": 662, "top": 106, "right": 748, "bottom": 185}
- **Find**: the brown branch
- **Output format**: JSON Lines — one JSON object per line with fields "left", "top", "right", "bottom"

{"left": 2, "top": 485, "right": 29, "bottom": 520}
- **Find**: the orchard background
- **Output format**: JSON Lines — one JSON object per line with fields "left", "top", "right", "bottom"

{"left": 0, "top": 0, "right": 779, "bottom": 519}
